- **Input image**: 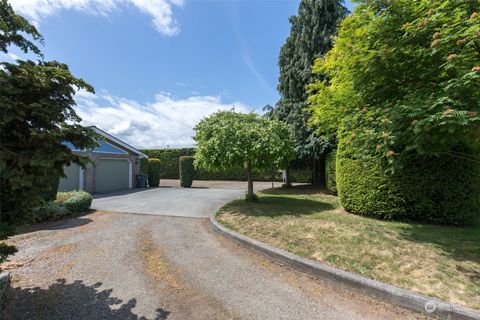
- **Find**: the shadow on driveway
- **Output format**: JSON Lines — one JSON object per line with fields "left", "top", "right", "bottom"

{"left": 4, "top": 278, "right": 170, "bottom": 320}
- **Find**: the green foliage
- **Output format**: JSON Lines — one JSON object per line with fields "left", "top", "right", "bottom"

{"left": 0, "top": 0, "right": 43, "bottom": 56}
{"left": 309, "top": 0, "right": 480, "bottom": 165}
{"left": 147, "top": 158, "right": 161, "bottom": 187}
{"left": 308, "top": 0, "right": 480, "bottom": 225}
{"left": 325, "top": 150, "right": 337, "bottom": 194}
{"left": 336, "top": 125, "right": 480, "bottom": 226}
{"left": 56, "top": 191, "right": 92, "bottom": 214}
{"left": 179, "top": 156, "right": 194, "bottom": 188}
{"left": 245, "top": 193, "right": 259, "bottom": 202}
{"left": 34, "top": 201, "right": 69, "bottom": 221}
{"left": 141, "top": 148, "right": 282, "bottom": 181}
{"left": 194, "top": 111, "right": 295, "bottom": 197}
{"left": 0, "top": 4, "right": 98, "bottom": 224}
{"left": 0, "top": 223, "right": 17, "bottom": 267}
{"left": 270, "top": 0, "right": 347, "bottom": 184}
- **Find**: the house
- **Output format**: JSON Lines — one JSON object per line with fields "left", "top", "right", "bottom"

{"left": 58, "top": 126, "right": 148, "bottom": 193}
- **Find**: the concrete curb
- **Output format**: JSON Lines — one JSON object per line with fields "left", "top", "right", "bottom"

{"left": 210, "top": 214, "right": 480, "bottom": 320}
{"left": 0, "top": 272, "right": 10, "bottom": 313}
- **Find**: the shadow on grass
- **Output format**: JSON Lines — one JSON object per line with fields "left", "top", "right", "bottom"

{"left": 225, "top": 196, "right": 335, "bottom": 217}
{"left": 260, "top": 185, "right": 328, "bottom": 196}
{"left": 4, "top": 279, "right": 170, "bottom": 320}
{"left": 394, "top": 223, "right": 480, "bottom": 267}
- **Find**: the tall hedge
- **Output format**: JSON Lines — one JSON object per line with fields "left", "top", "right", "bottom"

{"left": 140, "top": 148, "right": 282, "bottom": 181}
{"left": 179, "top": 156, "right": 194, "bottom": 187}
{"left": 325, "top": 151, "right": 337, "bottom": 195}
{"left": 336, "top": 129, "right": 480, "bottom": 226}
{"left": 147, "top": 158, "right": 161, "bottom": 187}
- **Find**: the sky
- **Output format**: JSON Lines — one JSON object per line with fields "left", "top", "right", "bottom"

{"left": 4, "top": 0, "right": 355, "bottom": 148}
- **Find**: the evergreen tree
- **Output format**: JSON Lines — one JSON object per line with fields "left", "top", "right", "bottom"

{"left": 272, "top": 0, "right": 347, "bottom": 185}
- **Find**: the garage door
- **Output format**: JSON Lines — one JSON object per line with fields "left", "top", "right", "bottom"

{"left": 58, "top": 163, "right": 81, "bottom": 192}
{"left": 95, "top": 159, "right": 130, "bottom": 193}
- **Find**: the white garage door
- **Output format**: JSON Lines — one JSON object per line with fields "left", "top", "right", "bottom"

{"left": 95, "top": 159, "right": 130, "bottom": 193}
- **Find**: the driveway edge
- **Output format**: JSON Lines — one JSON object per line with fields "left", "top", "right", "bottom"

{"left": 210, "top": 214, "right": 480, "bottom": 320}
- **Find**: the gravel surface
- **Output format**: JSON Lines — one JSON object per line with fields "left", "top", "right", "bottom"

{"left": 4, "top": 182, "right": 426, "bottom": 320}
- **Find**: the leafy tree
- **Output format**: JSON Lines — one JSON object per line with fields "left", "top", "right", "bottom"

{"left": 194, "top": 111, "right": 295, "bottom": 200}
{"left": 308, "top": 0, "right": 480, "bottom": 165}
{"left": 272, "top": 0, "right": 347, "bottom": 185}
{"left": 0, "top": 0, "right": 98, "bottom": 225}
{"left": 307, "top": 0, "right": 480, "bottom": 225}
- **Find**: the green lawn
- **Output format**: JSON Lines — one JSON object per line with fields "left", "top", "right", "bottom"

{"left": 217, "top": 186, "right": 480, "bottom": 310}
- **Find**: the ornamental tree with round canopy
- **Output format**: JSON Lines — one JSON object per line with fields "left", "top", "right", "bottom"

{"left": 193, "top": 111, "right": 295, "bottom": 200}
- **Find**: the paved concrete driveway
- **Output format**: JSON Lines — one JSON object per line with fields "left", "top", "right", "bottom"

{"left": 4, "top": 181, "right": 424, "bottom": 320}
{"left": 92, "top": 180, "right": 282, "bottom": 218}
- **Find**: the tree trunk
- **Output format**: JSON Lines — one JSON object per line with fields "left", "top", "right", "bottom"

{"left": 246, "top": 161, "right": 254, "bottom": 197}
{"left": 312, "top": 155, "right": 326, "bottom": 187}
{"left": 285, "top": 165, "right": 291, "bottom": 187}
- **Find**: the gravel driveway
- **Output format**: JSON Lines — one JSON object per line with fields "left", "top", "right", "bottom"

{"left": 4, "top": 181, "right": 423, "bottom": 320}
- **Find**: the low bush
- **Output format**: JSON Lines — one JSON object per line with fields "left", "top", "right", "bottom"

{"left": 35, "top": 201, "right": 69, "bottom": 221}
{"left": 147, "top": 158, "right": 161, "bottom": 187}
{"left": 56, "top": 191, "right": 92, "bottom": 213}
{"left": 336, "top": 127, "right": 480, "bottom": 225}
{"left": 179, "top": 156, "right": 194, "bottom": 187}
{"left": 325, "top": 151, "right": 337, "bottom": 194}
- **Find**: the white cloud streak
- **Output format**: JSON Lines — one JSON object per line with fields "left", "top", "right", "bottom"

{"left": 74, "top": 90, "right": 252, "bottom": 148}
{"left": 9, "top": 0, "right": 184, "bottom": 36}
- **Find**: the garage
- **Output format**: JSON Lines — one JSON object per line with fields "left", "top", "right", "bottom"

{"left": 58, "top": 163, "right": 82, "bottom": 192}
{"left": 59, "top": 126, "right": 147, "bottom": 193}
{"left": 95, "top": 159, "right": 131, "bottom": 193}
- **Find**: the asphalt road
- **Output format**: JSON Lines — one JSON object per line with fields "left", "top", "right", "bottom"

{"left": 4, "top": 181, "right": 424, "bottom": 320}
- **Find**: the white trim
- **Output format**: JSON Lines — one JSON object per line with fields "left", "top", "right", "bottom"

{"left": 79, "top": 167, "right": 84, "bottom": 191}
{"left": 91, "top": 127, "right": 148, "bottom": 158}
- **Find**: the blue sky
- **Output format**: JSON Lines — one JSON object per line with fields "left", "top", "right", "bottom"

{"left": 5, "top": 0, "right": 354, "bottom": 148}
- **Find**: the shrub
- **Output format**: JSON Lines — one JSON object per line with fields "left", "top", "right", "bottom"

{"left": 325, "top": 151, "right": 337, "bottom": 194}
{"left": 56, "top": 191, "right": 92, "bottom": 213}
{"left": 140, "top": 148, "right": 283, "bottom": 182}
{"left": 336, "top": 127, "right": 480, "bottom": 226}
{"left": 147, "top": 158, "right": 161, "bottom": 187}
{"left": 179, "top": 156, "right": 194, "bottom": 187}
{"left": 0, "top": 224, "right": 17, "bottom": 267}
{"left": 35, "top": 202, "right": 69, "bottom": 221}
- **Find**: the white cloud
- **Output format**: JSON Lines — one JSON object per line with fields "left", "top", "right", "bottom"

{"left": 9, "top": 0, "right": 184, "bottom": 36}
{"left": 74, "top": 90, "right": 252, "bottom": 148}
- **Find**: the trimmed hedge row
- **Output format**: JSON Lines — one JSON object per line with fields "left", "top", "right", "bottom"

{"left": 179, "top": 156, "right": 194, "bottom": 187}
{"left": 140, "top": 148, "right": 301, "bottom": 182}
{"left": 325, "top": 151, "right": 337, "bottom": 195}
{"left": 147, "top": 158, "right": 161, "bottom": 187}
{"left": 335, "top": 127, "right": 480, "bottom": 226}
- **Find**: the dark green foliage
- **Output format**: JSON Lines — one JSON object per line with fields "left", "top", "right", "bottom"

{"left": 271, "top": 0, "right": 347, "bottom": 185}
{"left": 0, "top": 3, "right": 98, "bottom": 224}
{"left": 337, "top": 130, "right": 480, "bottom": 226}
{"left": 147, "top": 158, "right": 161, "bottom": 187}
{"left": 34, "top": 201, "right": 69, "bottom": 221}
{"left": 40, "top": 174, "right": 61, "bottom": 202}
{"left": 56, "top": 191, "right": 92, "bottom": 213}
{"left": 0, "top": 223, "right": 17, "bottom": 267}
{"left": 0, "top": 0, "right": 43, "bottom": 56}
{"left": 179, "top": 156, "right": 194, "bottom": 188}
{"left": 325, "top": 150, "right": 337, "bottom": 194}
{"left": 141, "top": 148, "right": 282, "bottom": 182}
{"left": 245, "top": 193, "right": 259, "bottom": 202}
